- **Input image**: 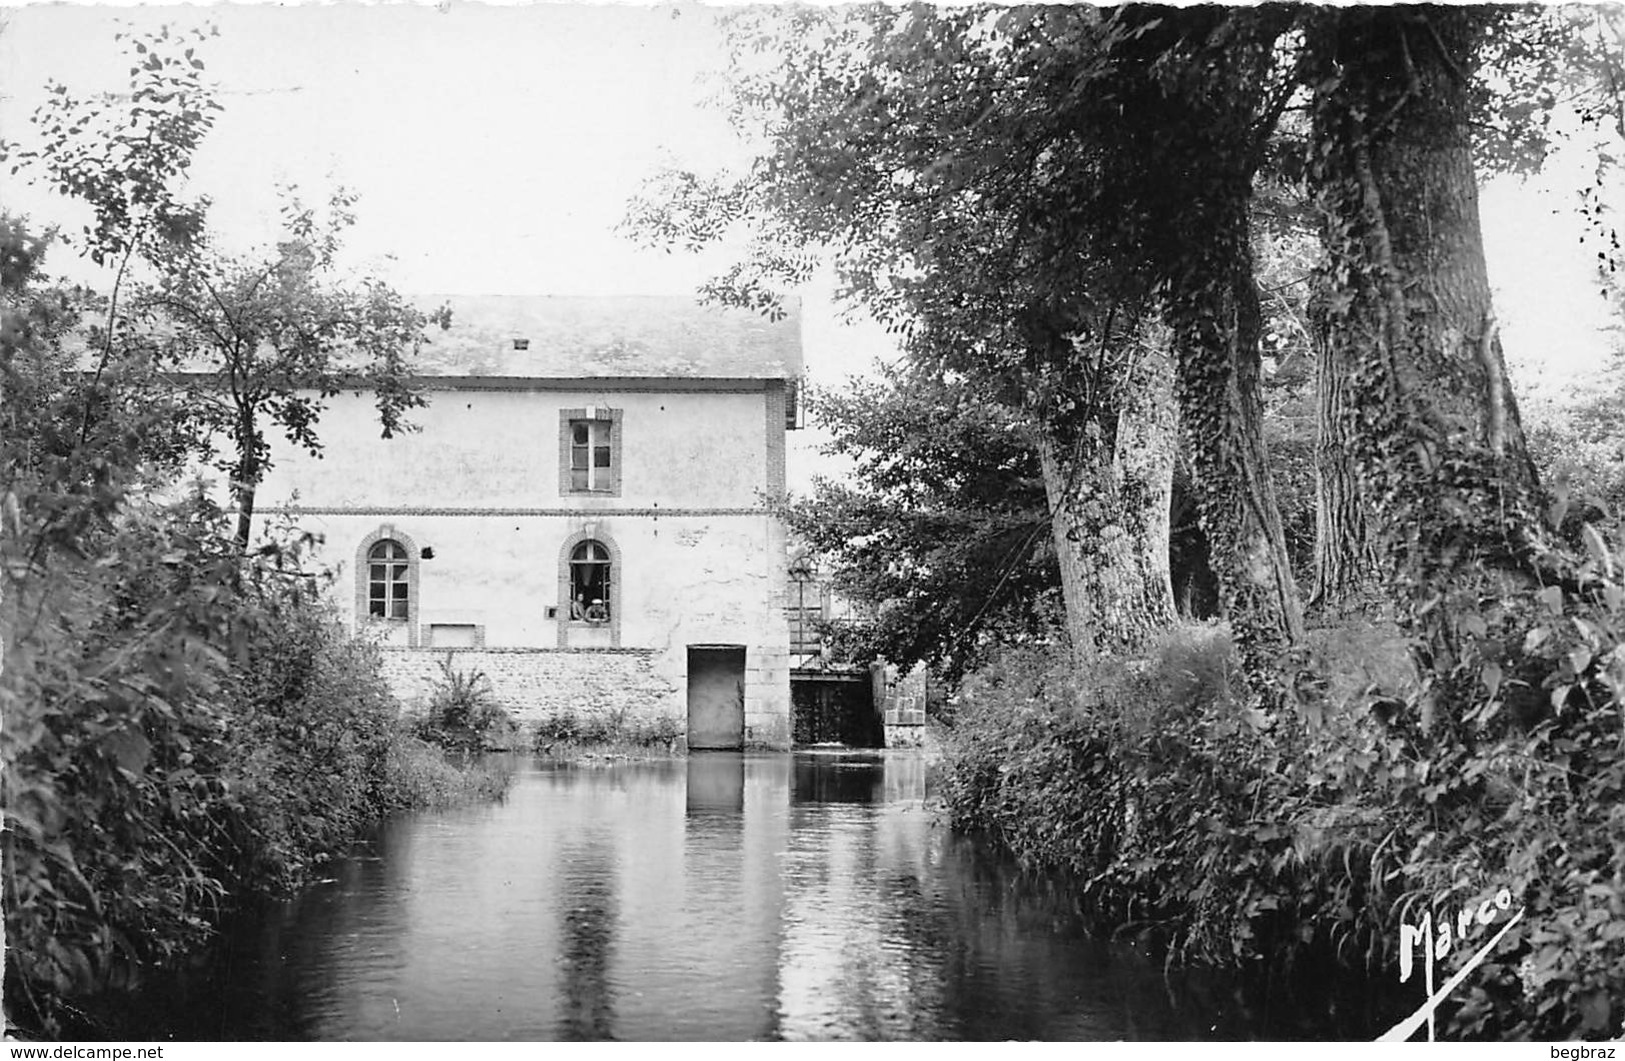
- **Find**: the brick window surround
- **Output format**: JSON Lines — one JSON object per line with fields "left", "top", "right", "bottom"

{"left": 557, "top": 528, "right": 621, "bottom": 647}
{"left": 356, "top": 525, "right": 421, "bottom": 646}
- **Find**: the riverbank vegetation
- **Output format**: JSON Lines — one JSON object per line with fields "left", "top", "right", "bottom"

{"left": 626, "top": 4, "right": 1625, "bottom": 1041}
{"left": 404, "top": 659, "right": 519, "bottom": 754}
{"left": 530, "top": 708, "right": 685, "bottom": 759}
{"left": 0, "top": 474, "right": 513, "bottom": 1035}
{"left": 0, "top": 32, "right": 507, "bottom": 1035}
{"left": 404, "top": 661, "right": 687, "bottom": 760}
{"left": 940, "top": 607, "right": 1625, "bottom": 1039}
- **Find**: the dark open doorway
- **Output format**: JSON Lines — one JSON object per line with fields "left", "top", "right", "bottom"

{"left": 686, "top": 645, "right": 746, "bottom": 750}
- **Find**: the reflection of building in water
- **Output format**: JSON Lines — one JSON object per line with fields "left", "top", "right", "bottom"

{"left": 791, "top": 752, "right": 885, "bottom": 804}
{"left": 775, "top": 753, "right": 946, "bottom": 1038}
{"left": 555, "top": 837, "right": 618, "bottom": 1041}
{"left": 124, "top": 752, "right": 1224, "bottom": 1040}
{"left": 686, "top": 752, "right": 746, "bottom": 815}
{"left": 668, "top": 754, "right": 790, "bottom": 1039}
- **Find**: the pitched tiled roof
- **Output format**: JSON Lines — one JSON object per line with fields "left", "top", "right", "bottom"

{"left": 411, "top": 294, "right": 802, "bottom": 379}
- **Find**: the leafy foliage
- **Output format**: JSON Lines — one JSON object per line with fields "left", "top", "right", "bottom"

{"left": 1, "top": 471, "right": 416, "bottom": 1030}
{"left": 784, "top": 363, "right": 1058, "bottom": 680}
{"left": 530, "top": 709, "right": 683, "bottom": 755}
{"left": 0, "top": 24, "right": 219, "bottom": 271}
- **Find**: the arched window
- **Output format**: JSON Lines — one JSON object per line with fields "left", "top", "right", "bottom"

{"left": 569, "top": 540, "right": 612, "bottom": 623}
{"left": 368, "top": 539, "right": 411, "bottom": 620}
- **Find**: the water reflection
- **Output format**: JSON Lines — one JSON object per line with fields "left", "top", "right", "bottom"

{"left": 102, "top": 751, "right": 1378, "bottom": 1041}
{"left": 555, "top": 838, "right": 618, "bottom": 1040}
{"left": 791, "top": 750, "right": 886, "bottom": 803}
{"left": 686, "top": 752, "right": 745, "bottom": 815}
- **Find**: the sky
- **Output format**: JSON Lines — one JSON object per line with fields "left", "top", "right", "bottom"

{"left": 0, "top": 1, "right": 907, "bottom": 487}
{"left": 2, "top": 3, "right": 757, "bottom": 296}
{"left": 1, "top": 2, "right": 1619, "bottom": 474}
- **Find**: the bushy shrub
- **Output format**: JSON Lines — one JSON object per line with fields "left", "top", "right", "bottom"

{"left": 406, "top": 658, "right": 514, "bottom": 753}
{"left": 218, "top": 573, "right": 403, "bottom": 892}
{"left": 3, "top": 490, "right": 244, "bottom": 1007}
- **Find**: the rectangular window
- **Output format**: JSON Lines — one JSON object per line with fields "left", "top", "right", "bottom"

{"left": 559, "top": 408, "right": 622, "bottom": 496}
{"left": 570, "top": 419, "right": 613, "bottom": 491}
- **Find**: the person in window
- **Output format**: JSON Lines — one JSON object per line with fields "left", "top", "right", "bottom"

{"left": 571, "top": 595, "right": 587, "bottom": 621}
{"left": 584, "top": 598, "right": 608, "bottom": 623}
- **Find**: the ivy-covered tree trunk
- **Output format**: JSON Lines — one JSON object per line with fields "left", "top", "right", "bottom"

{"left": 1308, "top": 6, "right": 1547, "bottom": 726}
{"left": 1162, "top": 201, "right": 1306, "bottom": 667}
{"left": 1035, "top": 339, "right": 1177, "bottom": 656}
{"left": 1106, "top": 6, "right": 1305, "bottom": 682}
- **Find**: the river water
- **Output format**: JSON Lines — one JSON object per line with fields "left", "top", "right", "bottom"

{"left": 114, "top": 750, "right": 1385, "bottom": 1041}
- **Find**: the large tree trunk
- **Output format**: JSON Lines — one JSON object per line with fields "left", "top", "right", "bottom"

{"left": 1162, "top": 202, "right": 1306, "bottom": 666}
{"left": 1307, "top": 6, "right": 1547, "bottom": 727}
{"left": 1107, "top": 5, "right": 1306, "bottom": 685}
{"left": 1311, "top": 299, "right": 1374, "bottom": 610}
{"left": 1035, "top": 335, "right": 1177, "bottom": 657}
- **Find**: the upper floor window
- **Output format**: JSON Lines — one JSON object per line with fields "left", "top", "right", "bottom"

{"left": 571, "top": 420, "right": 612, "bottom": 491}
{"left": 559, "top": 408, "right": 622, "bottom": 496}
{"left": 368, "top": 539, "right": 411, "bottom": 619}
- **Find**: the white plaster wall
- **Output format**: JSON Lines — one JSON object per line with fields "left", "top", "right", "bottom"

{"left": 255, "top": 385, "right": 772, "bottom": 509}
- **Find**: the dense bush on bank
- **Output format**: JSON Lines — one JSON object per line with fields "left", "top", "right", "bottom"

{"left": 1, "top": 493, "right": 512, "bottom": 1036}
{"left": 940, "top": 615, "right": 1625, "bottom": 1040}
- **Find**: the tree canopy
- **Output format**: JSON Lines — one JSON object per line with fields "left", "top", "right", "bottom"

{"left": 785, "top": 362, "right": 1059, "bottom": 681}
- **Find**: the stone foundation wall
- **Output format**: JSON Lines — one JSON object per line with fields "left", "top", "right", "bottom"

{"left": 381, "top": 647, "right": 676, "bottom": 729}
{"left": 380, "top": 645, "right": 790, "bottom": 748}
